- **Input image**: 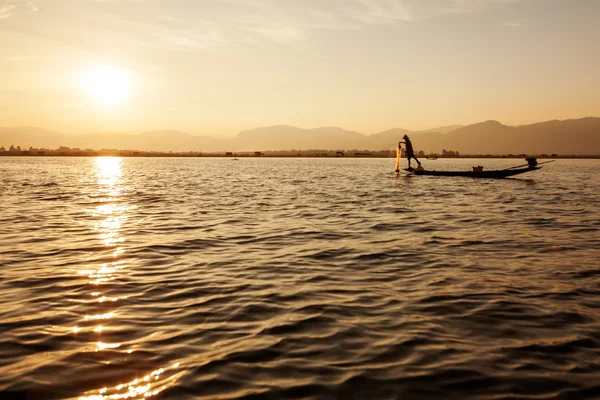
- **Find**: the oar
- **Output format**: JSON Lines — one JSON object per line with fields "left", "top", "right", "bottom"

{"left": 502, "top": 160, "right": 555, "bottom": 171}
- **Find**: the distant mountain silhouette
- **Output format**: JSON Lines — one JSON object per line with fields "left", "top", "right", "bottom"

{"left": 0, "top": 127, "right": 228, "bottom": 152}
{"left": 366, "top": 128, "right": 413, "bottom": 149}
{"left": 141, "top": 130, "right": 191, "bottom": 138}
{"left": 419, "top": 125, "right": 463, "bottom": 134}
{"left": 404, "top": 118, "right": 600, "bottom": 155}
{"left": 236, "top": 125, "right": 366, "bottom": 151}
{"left": 0, "top": 127, "right": 68, "bottom": 149}
{"left": 1, "top": 117, "right": 599, "bottom": 154}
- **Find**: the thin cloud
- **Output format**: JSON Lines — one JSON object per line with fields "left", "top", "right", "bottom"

{"left": 439, "top": 0, "right": 524, "bottom": 15}
{"left": 144, "top": 0, "right": 526, "bottom": 50}
{"left": 0, "top": 0, "right": 529, "bottom": 53}
{"left": 0, "top": 0, "right": 38, "bottom": 19}
{"left": 249, "top": 25, "right": 304, "bottom": 44}
{"left": 349, "top": 0, "right": 413, "bottom": 24}
{"left": 305, "top": 8, "right": 361, "bottom": 31}
{"left": 215, "top": 0, "right": 410, "bottom": 46}
{"left": 158, "top": 30, "right": 225, "bottom": 51}
{"left": 24, "top": 0, "right": 38, "bottom": 12}
{"left": 224, "top": 1, "right": 307, "bottom": 44}
{"left": 0, "top": 3, "right": 16, "bottom": 19}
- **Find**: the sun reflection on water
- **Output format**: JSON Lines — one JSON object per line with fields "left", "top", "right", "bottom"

{"left": 95, "top": 157, "right": 124, "bottom": 195}
{"left": 70, "top": 158, "right": 183, "bottom": 398}
{"left": 77, "top": 363, "right": 184, "bottom": 400}
{"left": 72, "top": 158, "right": 129, "bottom": 336}
{"left": 85, "top": 312, "right": 116, "bottom": 320}
{"left": 88, "top": 158, "right": 126, "bottom": 343}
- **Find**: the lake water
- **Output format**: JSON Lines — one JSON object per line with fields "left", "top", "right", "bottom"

{"left": 1, "top": 157, "right": 599, "bottom": 400}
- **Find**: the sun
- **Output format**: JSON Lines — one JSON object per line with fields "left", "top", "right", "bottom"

{"left": 81, "top": 65, "right": 131, "bottom": 107}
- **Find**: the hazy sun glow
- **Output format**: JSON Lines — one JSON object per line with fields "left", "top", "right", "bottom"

{"left": 81, "top": 65, "right": 131, "bottom": 107}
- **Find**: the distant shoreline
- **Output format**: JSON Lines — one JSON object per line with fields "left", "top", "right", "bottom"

{"left": 1, "top": 152, "right": 599, "bottom": 159}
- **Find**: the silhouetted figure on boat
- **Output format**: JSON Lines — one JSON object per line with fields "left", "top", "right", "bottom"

{"left": 400, "top": 135, "right": 421, "bottom": 169}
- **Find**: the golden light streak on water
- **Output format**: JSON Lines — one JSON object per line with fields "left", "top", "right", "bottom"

{"left": 94, "top": 157, "right": 123, "bottom": 196}
{"left": 77, "top": 363, "right": 183, "bottom": 400}
{"left": 96, "top": 342, "right": 121, "bottom": 351}
{"left": 73, "top": 158, "right": 184, "bottom": 399}
{"left": 85, "top": 312, "right": 115, "bottom": 320}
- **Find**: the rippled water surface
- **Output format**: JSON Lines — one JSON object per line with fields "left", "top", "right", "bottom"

{"left": 1, "top": 157, "right": 599, "bottom": 400}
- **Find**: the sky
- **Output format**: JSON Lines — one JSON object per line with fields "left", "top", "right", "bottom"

{"left": 1, "top": 0, "right": 599, "bottom": 136}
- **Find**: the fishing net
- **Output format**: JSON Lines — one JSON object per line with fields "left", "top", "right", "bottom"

{"left": 395, "top": 143, "right": 401, "bottom": 172}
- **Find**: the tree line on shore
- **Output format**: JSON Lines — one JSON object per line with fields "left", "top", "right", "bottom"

{"left": 0, "top": 144, "right": 590, "bottom": 158}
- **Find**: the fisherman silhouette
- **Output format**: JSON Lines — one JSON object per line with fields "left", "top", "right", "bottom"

{"left": 400, "top": 135, "right": 421, "bottom": 169}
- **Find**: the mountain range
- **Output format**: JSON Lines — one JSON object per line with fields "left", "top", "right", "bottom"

{"left": 1, "top": 118, "right": 599, "bottom": 155}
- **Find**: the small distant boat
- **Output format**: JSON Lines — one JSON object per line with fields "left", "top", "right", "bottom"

{"left": 403, "top": 158, "right": 553, "bottom": 179}
{"left": 232, "top": 158, "right": 239, "bottom": 161}
{"left": 426, "top": 156, "right": 438, "bottom": 160}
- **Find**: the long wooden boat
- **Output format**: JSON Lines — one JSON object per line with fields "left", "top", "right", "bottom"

{"left": 401, "top": 158, "right": 553, "bottom": 179}
{"left": 405, "top": 166, "right": 540, "bottom": 178}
